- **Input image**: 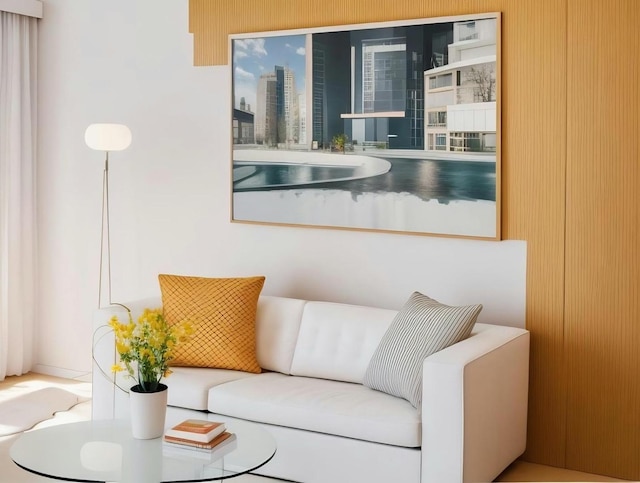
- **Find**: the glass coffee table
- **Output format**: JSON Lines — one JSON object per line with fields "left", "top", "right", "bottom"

{"left": 10, "top": 419, "right": 276, "bottom": 482}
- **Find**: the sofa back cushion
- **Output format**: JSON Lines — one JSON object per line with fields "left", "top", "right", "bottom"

{"left": 255, "top": 295, "right": 307, "bottom": 374}
{"left": 289, "top": 301, "right": 397, "bottom": 384}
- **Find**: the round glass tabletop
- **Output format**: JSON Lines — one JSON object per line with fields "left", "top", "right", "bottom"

{"left": 10, "top": 419, "right": 276, "bottom": 482}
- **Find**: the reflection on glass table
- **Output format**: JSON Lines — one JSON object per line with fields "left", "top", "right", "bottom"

{"left": 10, "top": 419, "right": 276, "bottom": 482}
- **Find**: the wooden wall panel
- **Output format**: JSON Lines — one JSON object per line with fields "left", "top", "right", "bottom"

{"left": 189, "top": 1, "right": 482, "bottom": 66}
{"left": 502, "top": 0, "right": 567, "bottom": 468}
{"left": 565, "top": 0, "right": 640, "bottom": 479}
{"left": 188, "top": 0, "right": 568, "bottom": 472}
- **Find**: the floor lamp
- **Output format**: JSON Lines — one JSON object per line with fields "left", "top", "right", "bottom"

{"left": 84, "top": 123, "right": 132, "bottom": 309}
{"left": 86, "top": 123, "right": 132, "bottom": 420}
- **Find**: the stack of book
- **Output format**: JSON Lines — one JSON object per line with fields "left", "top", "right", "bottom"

{"left": 163, "top": 419, "right": 236, "bottom": 460}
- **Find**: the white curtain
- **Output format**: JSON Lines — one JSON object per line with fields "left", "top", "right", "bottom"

{"left": 0, "top": 11, "right": 37, "bottom": 380}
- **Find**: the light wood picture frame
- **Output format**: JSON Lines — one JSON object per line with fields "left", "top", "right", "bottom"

{"left": 231, "top": 12, "right": 501, "bottom": 239}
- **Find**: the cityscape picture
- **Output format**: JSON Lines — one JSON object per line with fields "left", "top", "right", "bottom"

{"left": 231, "top": 13, "right": 500, "bottom": 239}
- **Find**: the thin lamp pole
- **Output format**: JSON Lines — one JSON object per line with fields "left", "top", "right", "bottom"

{"left": 98, "top": 151, "right": 112, "bottom": 308}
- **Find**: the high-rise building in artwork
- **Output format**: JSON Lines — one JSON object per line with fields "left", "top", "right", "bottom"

{"left": 424, "top": 18, "right": 497, "bottom": 152}
{"left": 255, "top": 72, "right": 277, "bottom": 145}
{"left": 312, "top": 42, "right": 326, "bottom": 147}
{"left": 284, "top": 67, "right": 299, "bottom": 144}
{"left": 314, "top": 28, "right": 426, "bottom": 149}
{"left": 233, "top": 96, "right": 254, "bottom": 145}
{"left": 256, "top": 66, "right": 300, "bottom": 146}
{"left": 361, "top": 38, "right": 407, "bottom": 114}
{"left": 298, "top": 93, "right": 306, "bottom": 145}
{"left": 275, "top": 66, "right": 285, "bottom": 143}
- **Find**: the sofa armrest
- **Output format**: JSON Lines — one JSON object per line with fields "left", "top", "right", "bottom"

{"left": 92, "top": 298, "right": 162, "bottom": 420}
{"left": 421, "top": 324, "right": 529, "bottom": 483}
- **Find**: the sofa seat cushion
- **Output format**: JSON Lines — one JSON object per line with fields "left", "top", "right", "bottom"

{"left": 207, "top": 372, "right": 420, "bottom": 447}
{"left": 165, "top": 367, "right": 257, "bottom": 410}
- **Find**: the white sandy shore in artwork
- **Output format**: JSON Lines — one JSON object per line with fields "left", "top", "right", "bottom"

{"left": 234, "top": 148, "right": 391, "bottom": 173}
{"left": 234, "top": 147, "right": 496, "bottom": 163}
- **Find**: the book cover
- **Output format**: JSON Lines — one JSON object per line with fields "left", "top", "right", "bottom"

{"left": 164, "top": 430, "right": 233, "bottom": 450}
{"left": 163, "top": 433, "right": 238, "bottom": 462}
{"left": 164, "top": 419, "right": 226, "bottom": 443}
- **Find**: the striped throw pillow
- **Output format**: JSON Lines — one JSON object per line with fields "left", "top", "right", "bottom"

{"left": 363, "top": 292, "right": 482, "bottom": 408}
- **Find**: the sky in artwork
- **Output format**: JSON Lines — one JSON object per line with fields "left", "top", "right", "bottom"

{"left": 232, "top": 34, "right": 307, "bottom": 111}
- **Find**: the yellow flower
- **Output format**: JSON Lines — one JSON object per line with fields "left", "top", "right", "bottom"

{"left": 109, "top": 308, "right": 193, "bottom": 392}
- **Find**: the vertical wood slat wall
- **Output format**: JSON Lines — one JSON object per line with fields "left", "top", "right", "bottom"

{"left": 565, "top": 0, "right": 640, "bottom": 479}
{"left": 188, "top": 0, "right": 639, "bottom": 479}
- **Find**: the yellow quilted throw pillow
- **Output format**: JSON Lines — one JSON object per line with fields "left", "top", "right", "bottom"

{"left": 158, "top": 274, "right": 265, "bottom": 373}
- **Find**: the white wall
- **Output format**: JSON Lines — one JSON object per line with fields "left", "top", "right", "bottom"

{"left": 36, "top": 0, "right": 526, "bottom": 377}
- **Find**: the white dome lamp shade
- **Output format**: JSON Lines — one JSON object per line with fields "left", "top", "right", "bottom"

{"left": 85, "top": 123, "right": 132, "bottom": 310}
{"left": 85, "top": 123, "right": 132, "bottom": 152}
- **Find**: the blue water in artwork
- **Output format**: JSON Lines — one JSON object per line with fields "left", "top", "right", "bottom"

{"left": 233, "top": 158, "right": 495, "bottom": 203}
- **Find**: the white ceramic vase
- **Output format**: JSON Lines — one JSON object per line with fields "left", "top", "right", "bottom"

{"left": 129, "top": 383, "right": 168, "bottom": 439}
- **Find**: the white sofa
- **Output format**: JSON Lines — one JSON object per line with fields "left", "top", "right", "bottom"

{"left": 93, "top": 295, "right": 530, "bottom": 483}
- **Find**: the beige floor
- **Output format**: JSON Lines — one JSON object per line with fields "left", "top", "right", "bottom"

{"left": 495, "top": 461, "right": 626, "bottom": 482}
{"left": 0, "top": 373, "right": 93, "bottom": 483}
{"left": 0, "top": 373, "right": 630, "bottom": 483}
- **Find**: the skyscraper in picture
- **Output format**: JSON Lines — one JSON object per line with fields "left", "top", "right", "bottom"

{"left": 255, "top": 72, "right": 277, "bottom": 145}
{"left": 298, "top": 93, "right": 306, "bottom": 145}
{"left": 283, "top": 67, "right": 299, "bottom": 144}
{"left": 423, "top": 18, "right": 497, "bottom": 152}
{"left": 256, "top": 66, "right": 299, "bottom": 146}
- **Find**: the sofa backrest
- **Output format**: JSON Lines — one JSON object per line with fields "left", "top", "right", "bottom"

{"left": 122, "top": 295, "right": 394, "bottom": 381}
{"left": 254, "top": 296, "right": 501, "bottom": 385}
{"left": 288, "top": 301, "right": 397, "bottom": 384}
{"left": 255, "top": 295, "right": 307, "bottom": 374}
{"left": 123, "top": 295, "right": 493, "bottom": 385}
{"left": 256, "top": 296, "right": 398, "bottom": 383}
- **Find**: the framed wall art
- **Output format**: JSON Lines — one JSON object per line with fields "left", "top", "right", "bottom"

{"left": 230, "top": 12, "right": 501, "bottom": 239}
